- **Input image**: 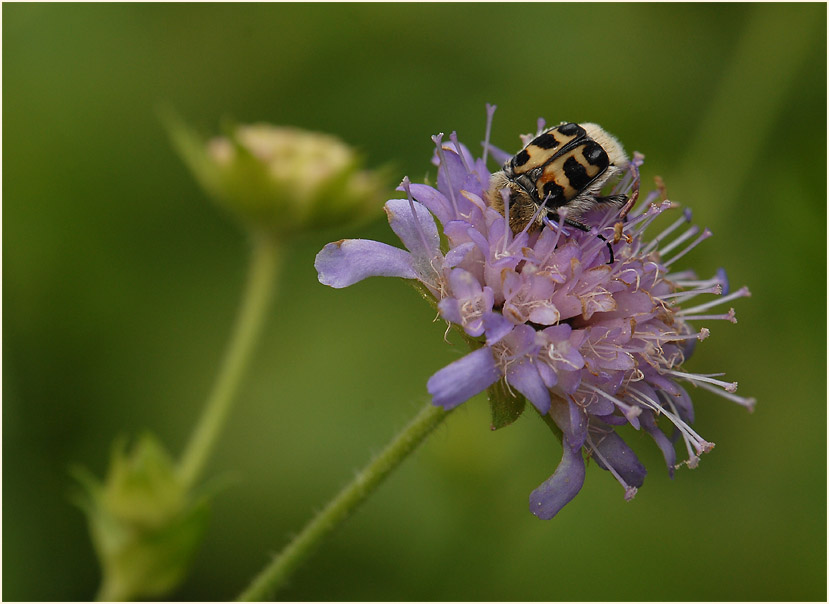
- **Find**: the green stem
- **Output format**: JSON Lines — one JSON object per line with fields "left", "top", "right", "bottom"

{"left": 236, "top": 402, "right": 452, "bottom": 602}
{"left": 178, "top": 233, "right": 282, "bottom": 489}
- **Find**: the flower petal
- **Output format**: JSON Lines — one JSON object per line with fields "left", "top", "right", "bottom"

{"left": 640, "top": 410, "right": 677, "bottom": 478}
{"left": 482, "top": 312, "right": 513, "bottom": 345}
{"left": 591, "top": 430, "right": 646, "bottom": 488}
{"left": 550, "top": 396, "right": 587, "bottom": 450}
{"left": 529, "top": 441, "right": 586, "bottom": 520}
{"left": 406, "top": 183, "right": 453, "bottom": 227}
{"left": 507, "top": 361, "right": 550, "bottom": 414}
{"left": 315, "top": 240, "right": 416, "bottom": 288}
{"left": 384, "top": 198, "right": 440, "bottom": 260}
{"left": 427, "top": 347, "right": 500, "bottom": 410}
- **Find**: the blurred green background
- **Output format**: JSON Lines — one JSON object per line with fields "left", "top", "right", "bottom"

{"left": 4, "top": 3, "right": 826, "bottom": 601}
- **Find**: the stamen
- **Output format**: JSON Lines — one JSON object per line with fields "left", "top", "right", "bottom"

{"left": 632, "top": 189, "right": 662, "bottom": 218}
{"left": 634, "top": 328, "right": 709, "bottom": 344}
{"left": 630, "top": 387, "right": 713, "bottom": 456}
{"left": 666, "top": 397, "right": 716, "bottom": 458}
{"left": 632, "top": 202, "right": 675, "bottom": 251}
{"left": 678, "top": 286, "right": 751, "bottom": 316}
{"left": 667, "top": 269, "right": 699, "bottom": 282}
{"left": 659, "top": 284, "right": 722, "bottom": 301}
{"left": 586, "top": 433, "right": 638, "bottom": 501}
{"left": 659, "top": 224, "right": 700, "bottom": 256}
{"left": 671, "top": 270, "right": 729, "bottom": 291}
{"left": 694, "top": 380, "right": 757, "bottom": 412}
{"left": 666, "top": 369, "right": 738, "bottom": 393}
{"left": 680, "top": 309, "right": 738, "bottom": 324}
{"left": 641, "top": 206, "right": 691, "bottom": 254}
{"left": 539, "top": 211, "right": 567, "bottom": 268}
{"left": 582, "top": 383, "right": 642, "bottom": 427}
{"left": 618, "top": 158, "right": 641, "bottom": 219}
{"left": 482, "top": 103, "right": 497, "bottom": 168}
{"left": 498, "top": 188, "right": 513, "bottom": 259}
{"left": 663, "top": 228, "right": 712, "bottom": 267}
{"left": 432, "top": 133, "right": 460, "bottom": 220}
{"left": 521, "top": 194, "right": 552, "bottom": 238}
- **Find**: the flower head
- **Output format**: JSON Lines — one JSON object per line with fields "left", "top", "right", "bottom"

{"left": 316, "top": 107, "right": 753, "bottom": 519}
{"left": 72, "top": 435, "right": 209, "bottom": 600}
{"left": 166, "top": 113, "right": 389, "bottom": 237}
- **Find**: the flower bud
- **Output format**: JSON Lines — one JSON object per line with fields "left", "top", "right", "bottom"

{"left": 166, "top": 113, "right": 390, "bottom": 237}
{"left": 73, "top": 434, "right": 208, "bottom": 601}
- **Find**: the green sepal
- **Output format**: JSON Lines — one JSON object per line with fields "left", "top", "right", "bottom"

{"left": 487, "top": 379, "right": 526, "bottom": 430}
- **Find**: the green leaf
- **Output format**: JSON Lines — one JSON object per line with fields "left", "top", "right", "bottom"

{"left": 487, "top": 380, "right": 526, "bottom": 430}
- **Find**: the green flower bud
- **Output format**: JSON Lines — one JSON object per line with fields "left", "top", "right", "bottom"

{"left": 73, "top": 434, "right": 208, "bottom": 601}
{"left": 165, "top": 113, "right": 390, "bottom": 237}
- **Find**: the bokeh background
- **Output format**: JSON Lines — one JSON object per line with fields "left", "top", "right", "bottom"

{"left": 4, "top": 3, "right": 826, "bottom": 601}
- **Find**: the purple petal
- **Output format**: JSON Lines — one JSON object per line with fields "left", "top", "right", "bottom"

{"left": 506, "top": 361, "right": 550, "bottom": 414}
{"left": 406, "top": 183, "right": 453, "bottom": 227}
{"left": 528, "top": 303, "right": 560, "bottom": 325}
{"left": 591, "top": 430, "right": 646, "bottom": 488}
{"left": 529, "top": 441, "right": 586, "bottom": 520}
{"left": 437, "top": 146, "right": 472, "bottom": 204}
{"left": 482, "top": 312, "right": 513, "bottom": 345}
{"left": 535, "top": 360, "right": 558, "bottom": 389}
{"left": 315, "top": 240, "right": 416, "bottom": 288}
{"left": 427, "top": 347, "right": 500, "bottom": 410}
{"left": 444, "top": 241, "right": 476, "bottom": 268}
{"left": 556, "top": 367, "right": 583, "bottom": 395}
{"left": 437, "top": 297, "right": 462, "bottom": 325}
{"left": 447, "top": 268, "right": 483, "bottom": 300}
{"left": 640, "top": 410, "right": 677, "bottom": 478}
{"left": 484, "top": 142, "right": 512, "bottom": 166}
{"left": 384, "top": 199, "right": 440, "bottom": 260}
{"left": 465, "top": 225, "right": 491, "bottom": 258}
{"left": 550, "top": 397, "right": 587, "bottom": 450}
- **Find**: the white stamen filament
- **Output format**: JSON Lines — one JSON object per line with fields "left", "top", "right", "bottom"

{"left": 666, "top": 369, "right": 738, "bottom": 393}
{"left": 659, "top": 284, "right": 722, "bottom": 302}
{"left": 586, "top": 432, "right": 638, "bottom": 500}
{"left": 659, "top": 224, "right": 700, "bottom": 256}
{"left": 538, "top": 213, "right": 568, "bottom": 268}
{"left": 641, "top": 206, "right": 691, "bottom": 254}
{"left": 664, "top": 396, "right": 715, "bottom": 465}
{"left": 544, "top": 343, "right": 581, "bottom": 370}
{"left": 521, "top": 194, "right": 552, "bottom": 238}
{"left": 663, "top": 228, "right": 712, "bottom": 267}
{"left": 680, "top": 309, "right": 738, "bottom": 324}
{"left": 678, "top": 286, "right": 751, "bottom": 316}
{"left": 499, "top": 188, "right": 511, "bottom": 258}
{"left": 629, "top": 386, "right": 712, "bottom": 456}
{"left": 666, "top": 269, "right": 698, "bottom": 281}
{"left": 694, "top": 380, "right": 756, "bottom": 412}
{"left": 582, "top": 383, "right": 641, "bottom": 425}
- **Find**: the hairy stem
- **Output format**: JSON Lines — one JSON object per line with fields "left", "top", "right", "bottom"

{"left": 236, "top": 402, "right": 452, "bottom": 601}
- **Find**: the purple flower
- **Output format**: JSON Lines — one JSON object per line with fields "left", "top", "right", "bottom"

{"left": 315, "top": 107, "right": 753, "bottom": 519}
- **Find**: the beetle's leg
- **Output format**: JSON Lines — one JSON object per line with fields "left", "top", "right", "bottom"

{"left": 560, "top": 216, "right": 615, "bottom": 265}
